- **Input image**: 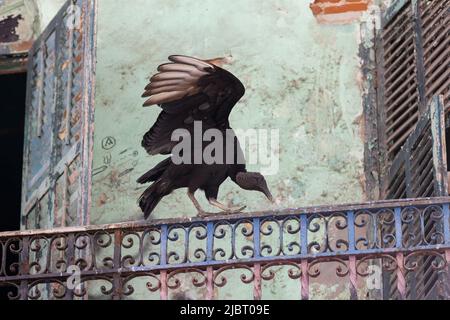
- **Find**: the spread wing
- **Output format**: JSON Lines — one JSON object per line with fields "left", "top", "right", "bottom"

{"left": 141, "top": 55, "right": 245, "bottom": 155}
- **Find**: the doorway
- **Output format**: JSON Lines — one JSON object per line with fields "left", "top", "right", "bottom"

{"left": 0, "top": 71, "right": 27, "bottom": 300}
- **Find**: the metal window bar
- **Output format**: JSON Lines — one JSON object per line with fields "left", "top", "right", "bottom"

{"left": 1, "top": 198, "right": 450, "bottom": 300}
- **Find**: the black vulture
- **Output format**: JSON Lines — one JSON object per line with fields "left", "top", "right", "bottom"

{"left": 137, "top": 55, "right": 273, "bottom": 219}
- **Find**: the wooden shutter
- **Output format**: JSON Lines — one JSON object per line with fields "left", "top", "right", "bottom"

{"left": 376, "top": 0, "right": 449, "bottom": 167}
{"left": 21, "top": 0, "right": 96, "bottom": 229}
{"left": 382, "top": 96, "right": 448, "bottom": 300}
{"left": 385, "top": 96, "right": 448, "bottom": 199}
{"left": 375, "top": 1, "right": 450, "bottom": 298}
{"left": 420, "top": 0, "right": 449, "bottom": 106}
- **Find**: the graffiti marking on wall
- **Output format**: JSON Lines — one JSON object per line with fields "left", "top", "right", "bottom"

{"left": 101, "top": 136, "right": 116, "bottom": 150}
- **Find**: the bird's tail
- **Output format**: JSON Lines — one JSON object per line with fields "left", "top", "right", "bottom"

{"left": 137, "top": 157, "right": 171, "bottom": 184}
{"left": 138, "top": 182, "right": 163, "bottom": 219}
{"left": 137, "top": 158, "right": 172, "bottom": 219}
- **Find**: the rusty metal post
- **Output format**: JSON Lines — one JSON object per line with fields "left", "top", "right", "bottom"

{"left": 19, "top": 236, "right": 30, "bottom": 300}
{"left": 205, "top": 222, "right": 214, "bottom": 300}
{"left": 206, "top": 266, "right": 214, "bottom": 300}
{"left": 112, "top": 230, "right": 122, "bottom": 300}
{"left": 300, "top": 213, "right": 309, "bottom": 300}
{"left": 347, "top": 211, "right": 358, "bottom": 299}
{"left": 253, "top": 263, "right": 262, "bottom": 300}
{"left": 160, "top": 270, "right": 168, "bottom": 300}
{"left": 396, "top": 253, "right": 406, "bottom": 300}
{"left": 160, "top": 225, "right": 168, "bottom": 300}
{"left": 349, "top": 256, "right": 358, "bottom": 300}
{"left": 301, "top": 260, "right": 309, "bottom": 300}
{"left": 252, "top": 218, "right": 262, "bottom": 300}
{"left": 65, "top": 233, "right": 75, "bottom": 300}
{"left": 395, "top": 207, "right": 407, "bottom": 299}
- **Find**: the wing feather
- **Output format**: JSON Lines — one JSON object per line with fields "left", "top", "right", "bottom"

{"left": 143, "top": 91, "right": 188, "bottom": 107}
{"left": 168, "top": 55, "right": 214, "bottom": 71}
{"left": 140, "top": 55, "right": 245, "bottom": 155}
{"left": 157, "top": 63, "right": 209, "bottom": 77}
{"left": 150, "top": 71, "right": 197, "bottom": 82}
{"left": 142, "top": 85, "right": 197, "bottom": 97}
{"left": 145, "top": 79, "right": 186, "bottom": 90}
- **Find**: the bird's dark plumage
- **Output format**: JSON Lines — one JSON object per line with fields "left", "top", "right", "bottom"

{"left": 141, "top": 55, "right": 245, "bottom": 155}
{"left": 138, "top": 55, "right": 272, "bottom": 218}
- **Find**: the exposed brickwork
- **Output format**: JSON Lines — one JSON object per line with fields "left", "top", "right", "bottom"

{"left": 310, "top": 0, "right": 372, "bottom": 24}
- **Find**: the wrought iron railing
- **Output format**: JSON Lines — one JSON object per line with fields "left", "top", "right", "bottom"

{"left": 1, "top": 197, "right": 450, "bottom": 300}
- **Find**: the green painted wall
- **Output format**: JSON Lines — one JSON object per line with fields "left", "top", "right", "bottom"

{"left": 92, "top": 0, "right": 365, "bottom": 224}
{"left": 91, "top": 0, "right": 368, "bottom": 299}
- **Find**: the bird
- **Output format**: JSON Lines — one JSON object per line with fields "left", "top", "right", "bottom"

{"left": 137, "top": 55, "right": 273, "bottom": 219}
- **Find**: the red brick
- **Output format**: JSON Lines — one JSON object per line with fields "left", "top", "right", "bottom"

{"left": 322, "top": 2, "right": 369, "bottom": 14}
{"left": 313, "top": 0, "right": 341, "bottom": 3}
{"left": 310, "top": 3, "right": 324, "bottom": 15}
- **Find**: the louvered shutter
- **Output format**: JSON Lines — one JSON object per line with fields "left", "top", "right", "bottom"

{"left": 382, "top": 96, "right": 448, "bottom": 300}
{"left": 420, "top": 0, "right": 449, "bottom": 106}
{"left": 21, "top": 0, "right": 96, "bottom": 229}
{"left": 385, "top": 96, "right": 448, "bottom": 199}
{"left": 375, "top": 0, "right": 449, "bottom": 300}
{"left": 376, "top": 0, "right": 449, "bottom": 167}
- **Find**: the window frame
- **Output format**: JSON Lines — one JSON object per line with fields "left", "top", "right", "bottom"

{"left": 21, "top": 0, "right": 97, "bottom": 230}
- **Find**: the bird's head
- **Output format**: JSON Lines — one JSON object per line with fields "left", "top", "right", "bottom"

{"left": 235, "top": 172, "right": 274, "bottom": 203}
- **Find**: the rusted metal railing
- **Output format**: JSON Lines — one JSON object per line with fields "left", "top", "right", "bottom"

{"left": 1, "top": 197, "right": 450, "bottom": 300}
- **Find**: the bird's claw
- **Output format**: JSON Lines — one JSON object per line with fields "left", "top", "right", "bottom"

{"left": 225, "top": 205, "right": 247, "bottom": 214}
{"left": 196, "top": 206, "right": 247, "bottom": 218}
{"left": 197, "top": 211, "right": 218, "bottom": 218}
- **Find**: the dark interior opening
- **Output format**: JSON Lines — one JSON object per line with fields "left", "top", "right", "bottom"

{"left": 0, "top": 72, "right": 27, "bottom": 300}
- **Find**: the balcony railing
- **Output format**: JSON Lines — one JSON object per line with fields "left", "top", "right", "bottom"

{"left": 1, "top": 197, "right": 450, "bottom": 300}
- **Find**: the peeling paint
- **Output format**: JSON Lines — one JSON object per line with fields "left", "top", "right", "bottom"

{"left": 0, "top": 0, "right": 66, "bottom": 73}
{"left": 0, "top": 14, "right": 22, "bottom": 43}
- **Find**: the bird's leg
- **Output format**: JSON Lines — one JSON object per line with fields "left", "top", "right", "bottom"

{"left": 208, "top": 198, "right": 246, "bottom": 214}
{"left": 188, "top": 191, "right": 217, "bottom": 217}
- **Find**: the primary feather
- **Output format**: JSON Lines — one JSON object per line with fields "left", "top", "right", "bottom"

{"left": 141, "top": 55, "right": 245, "bottom": 155}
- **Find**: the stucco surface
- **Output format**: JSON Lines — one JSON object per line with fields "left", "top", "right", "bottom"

{"left": 92, "top": 0, "right": 365, "bottom": 228}
{"left": 91, "top": 1, "right": 368, "bottom": 299}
